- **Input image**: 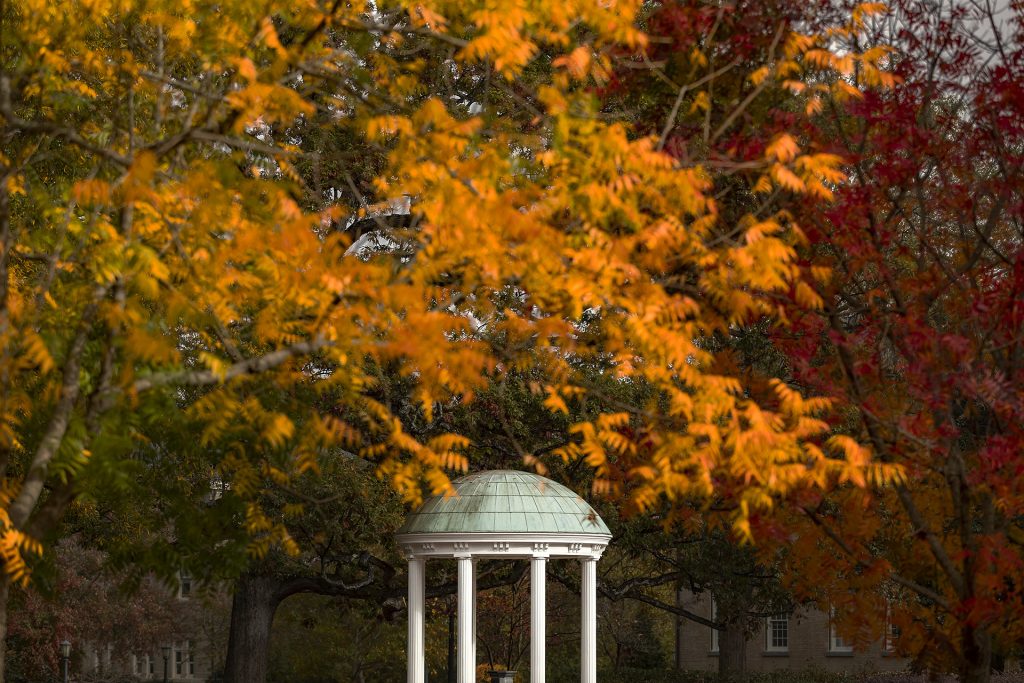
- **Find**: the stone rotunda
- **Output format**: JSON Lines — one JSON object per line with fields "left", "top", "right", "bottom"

{"left": 395, "top": 470, "right": 612, "bottom": 683}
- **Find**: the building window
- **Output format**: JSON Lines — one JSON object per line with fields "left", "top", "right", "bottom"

{"left": 91, "top": 644, "right": 112, "bottom": 672}
{"left": 178, "top": 571, "right": 192, "bottom": 599}
{"left": 884, "top": 605, "right": 900, "bottom": 652}
{"left": 829, "top": 624, "right": 854, "bottom": 652}
{"left": 132, "top": 654, "right": 153, "bottom": 678}
{"left": 766, "top": 615, "right": 789, "bottom": 652}
{"left": 710, "top": 596, "right": 719, "bottom": 653}
{"left": 175, "top": 640, "right": 195, "bottom": 678}
{"left": 828, "top": 607, "right": 853, "bottom": 653}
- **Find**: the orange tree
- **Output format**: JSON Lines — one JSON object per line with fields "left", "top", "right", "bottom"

{"left": 0, "top": 0, "right": 895, "bottom": 678}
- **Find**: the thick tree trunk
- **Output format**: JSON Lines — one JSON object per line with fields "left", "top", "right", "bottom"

{"left": 224, "top": 575, "right": 283, "bottom": 683}
{"left": 718, "top": 621, "right": 748, "bottom": 682}
{"left": 959, "top": 624, "right": 992, "bottom": 683}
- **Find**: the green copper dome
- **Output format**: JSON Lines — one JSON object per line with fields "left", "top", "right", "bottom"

{"left": 396, "top": 470, "right": 610, "bottom": 535}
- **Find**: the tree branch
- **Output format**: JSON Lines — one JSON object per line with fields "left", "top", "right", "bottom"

{"left": 130, "top": 336, "right": 333, "bottom": 394}
{"left": 8, "top": 309, "right": 94, "bottom": 528}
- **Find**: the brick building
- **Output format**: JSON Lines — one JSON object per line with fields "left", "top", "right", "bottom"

{"left": 675, "top": 590, "right": 906, "bottom": 674}
{"left": 80, "top": 571, "right": 227, "bottom": 682}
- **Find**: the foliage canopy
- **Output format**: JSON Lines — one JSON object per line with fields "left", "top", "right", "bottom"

{"left": 0, "top": 0, "right": 897, "bottom": 589}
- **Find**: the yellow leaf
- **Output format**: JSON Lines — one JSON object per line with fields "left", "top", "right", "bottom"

{"left": 553, "top": 46, "right": 592, "bottom": 80}
{"left": 771, "top": 164, "right": 806, "bottom": 192}
{"left": 749, "top": 66, "right": 771, "bottom": 86}
{"left": 765, "top": 134, "right": 800, "bottom": 163}
{"left": 543, "top": 386, "right": 570, "bottom": 415}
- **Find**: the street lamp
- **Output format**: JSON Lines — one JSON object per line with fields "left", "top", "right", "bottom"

{"left": 161, "top": 644, "right": 171, "bottom": 683}
{"left": 59, "top": 640, "right": 71, "bottom": 683}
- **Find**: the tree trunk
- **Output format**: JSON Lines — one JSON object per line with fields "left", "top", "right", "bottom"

{"left": 0, "top": 576, "right": 9, "bottom": 683}
{"left": 959, "top": 623, "right": 992, "bottom": 683}
{"left": 718, "top": 621, "right": 748, "bottom": 683}
{"left": 673, "top": 587, "right": 683, "bottom": 670}
{"left": 447, "top": 606, "right": 457, "bottom": 683}
{"left": 224, "top": 574, "right": 283, "bottom": 683}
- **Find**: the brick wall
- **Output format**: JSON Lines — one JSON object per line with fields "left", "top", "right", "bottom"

{"left": 676, "top": 590, "right": 907, "bottom": 674}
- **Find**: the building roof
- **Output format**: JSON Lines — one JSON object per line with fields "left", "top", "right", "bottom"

{"left": 396, "top": 470, "right": 611, "bottom": 536}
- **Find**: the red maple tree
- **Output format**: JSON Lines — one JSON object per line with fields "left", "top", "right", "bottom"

{"left": 773, "top": 1, "right": 1024, "bottom": 680}
{"left": 608, "top": 1, "right": 1024, "bottom": 681}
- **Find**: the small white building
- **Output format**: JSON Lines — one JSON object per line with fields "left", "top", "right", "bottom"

{"left": 395, "top": 470, "right": 612, "bottom": 683}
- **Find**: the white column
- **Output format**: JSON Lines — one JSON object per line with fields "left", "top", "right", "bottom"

{"left": 531, "top": 556, "right": 547, "bottom": 683}
{"left": 581, "top": 557, "right": 597, "bottom": 683}
{"left": 471, "top": 559, "right": 478, "bottom": 671}
{"left": 458, "top": 556, "right": 475, "bottom": 683}
{"left": 408, "top": 558, "right": 426, "bottom": 683}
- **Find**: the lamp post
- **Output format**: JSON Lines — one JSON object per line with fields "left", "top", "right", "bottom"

{"left": 161, "top": 644, "right": 171, "bottom": 683}
{"left": 59, "top": 640, "right": 71, "bottom": 683}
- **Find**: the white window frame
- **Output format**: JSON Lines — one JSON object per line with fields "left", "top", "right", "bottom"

{"left": 829, "top": 625, "right": 854, "bottom": 653}
{"left": 884, "top": 604, "right": 899, "bottom": 652}
{"left": 133, "top": 654, "right": 152, "bottom": 679}
{"left": 174, "top": 640, "right": 195, "bottom": 678}
{"left": 828, "top": 607, "right": 853, "bottom": 653}
{"left": 710, "top": 596, "right": 719, "bottom": 653}
{"left": 765, "top": 614, "right": 789, "bottom": 652}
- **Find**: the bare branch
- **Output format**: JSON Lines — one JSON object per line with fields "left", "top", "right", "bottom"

{"left": 130, "top": 336, "right": 333, "bottom": 394}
